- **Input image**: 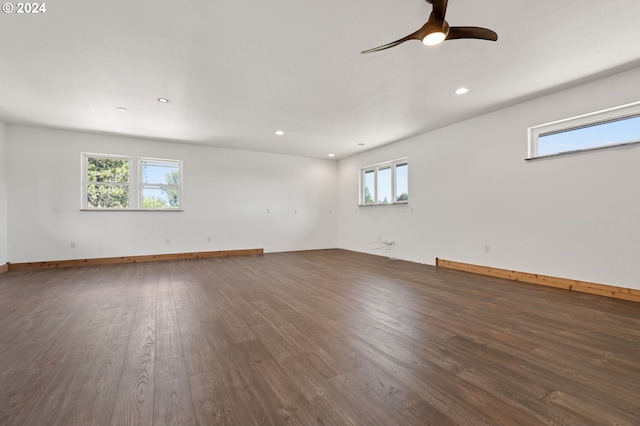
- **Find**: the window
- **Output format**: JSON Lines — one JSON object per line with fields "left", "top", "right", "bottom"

{"left": 83, "top": 154, "right": 132, "bottom": 209}
{"left": 395, "top": 162, "right": 408, "bottom": 202}
{"left": 360, "top": 158, "right": 408, "bottom": 205}
{"left": 362, "top": 169, "right": 376, "bottom": 204}
{"left": 528, "top": 101, "right": 640, "bottom": 159}
{"left": 82, "top": 153, "right": 182, "bottom": 210}
{"left": 377, "top": 166, "right": 392, "bottom": 204}
{"left": 140, "top": 159, "right": 182, "bottom": 209}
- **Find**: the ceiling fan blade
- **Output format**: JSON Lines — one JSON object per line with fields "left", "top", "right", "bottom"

{"left": 447, "top": 26, "right": 498, "bottom": 41}
{"left": 361, "top": 32, "right": 420, "bottom": 54}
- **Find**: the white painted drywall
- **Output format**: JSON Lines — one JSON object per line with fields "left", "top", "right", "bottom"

{"left": 0, "top": 120, "right": 7, "bottom": 265}
{"left": 6, "top": 126, "right": 337, "bottom": 262}
{"left": 338, "top": 66, "right": 640, "bottom": 290}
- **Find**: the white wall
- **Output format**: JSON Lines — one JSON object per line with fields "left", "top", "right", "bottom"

{"left": 0, "top": 120, "right": 7, "bottom": 265}
{"left": 7, "top": 126, "right": 337, "bottom": 262}
{"left": 5, "top": 68, "right": 640, "bottom": 290}
{"left": 338, "top": 66, "right": 640, "bottom": 290}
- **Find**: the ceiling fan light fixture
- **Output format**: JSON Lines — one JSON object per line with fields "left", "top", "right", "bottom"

{"left": 361, "top": 0, "right": 498, "bottom": 54}
{"left": 423, "top": 31, "right": 446, "bottom": 46}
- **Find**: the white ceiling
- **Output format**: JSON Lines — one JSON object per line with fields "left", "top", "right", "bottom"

{"left": 1, "top": 0, "right": 640, "bottom": 159}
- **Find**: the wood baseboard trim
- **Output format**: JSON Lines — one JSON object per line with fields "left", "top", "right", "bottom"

{"left": 436, "top": 258, "right": 640, "bottom": 303}
{"left": 7, "top": 248, "right": 264, "bottom": 272}
{"left": 0, "top": 263, "right": 8, "bottom": 275}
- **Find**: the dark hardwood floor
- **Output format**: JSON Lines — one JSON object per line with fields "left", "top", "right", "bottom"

{"left": 0, "top": 249, "right": 638, "bottom": 425}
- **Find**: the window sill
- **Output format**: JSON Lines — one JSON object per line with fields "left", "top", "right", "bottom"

{"left": 358, "top": 201, "right": 409, "bottom": 207}
{"left": 81, "top": 209, "right": 184, "bottom": 212}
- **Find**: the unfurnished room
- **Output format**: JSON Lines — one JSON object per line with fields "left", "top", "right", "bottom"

{"left": 0, "top": 0, "right": 639, "bottom": 424}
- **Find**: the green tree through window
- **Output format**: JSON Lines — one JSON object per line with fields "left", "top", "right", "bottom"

{"left": 86, "top": 157, "right": 130, "bottom": 208}
{"left": 364, "top": 186, "right": 373, "bottom": 204}
{"left": 164, "top": 169, "right": 180, "bottom": 207}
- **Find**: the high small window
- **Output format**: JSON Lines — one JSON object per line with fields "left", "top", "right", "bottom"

{"left": 360, "top": 158, "right": 408, "bottom": 205}
{"left": 82, "top": 153, "right": 182, "bottom": 210}
{"left": 528, "top": 101, "right": 640, "bottom": 159}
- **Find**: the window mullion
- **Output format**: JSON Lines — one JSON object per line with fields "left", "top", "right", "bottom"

{"left": 374, "top": 167, "right": 378, "bottom": 205}
{"left": 392, "top": 163, "right": 397, "bottom": 202}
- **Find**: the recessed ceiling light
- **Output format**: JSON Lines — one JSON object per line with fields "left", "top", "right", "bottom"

{"left": 275, "top": 130, "right": 284, "bottom": 136}
{"left": 328, "top": 153, "right": 335, "bottom": 157}
{"left": 116, "top": 107, "right": 127, "bottom": 112}
{"left": 455, "top": 87, "right": 469, "bottom": 95}
{"left": 157, "top": 98, "right": 170, "bottom": 103}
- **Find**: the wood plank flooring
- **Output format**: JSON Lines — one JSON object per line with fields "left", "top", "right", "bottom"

{"left": 0, "top": 249, "right": 638, "bottom": 425}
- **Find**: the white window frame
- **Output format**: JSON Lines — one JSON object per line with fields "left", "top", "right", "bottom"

{"left": 359, "top": 158, "right": 409, "bottom": 206}
{"left": 527, "top": 101, "right": 640, "bottom": 160}
{"left": 81, "top": 152, "right": 183, "bottom": 211}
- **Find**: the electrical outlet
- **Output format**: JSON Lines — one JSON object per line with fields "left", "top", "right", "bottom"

{"left": 70, "top": 242, "right": 76, "bottom": 248}
{"left": 166, "top": 239, "right": 170, "bottom": 244}
{"left": 484, "top": 245, "right": 490, "bottom": 253}
{"left": 207, "top": 237, "right": 211, "bottom": 242}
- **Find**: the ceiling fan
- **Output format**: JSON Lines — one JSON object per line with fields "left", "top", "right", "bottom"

{"left": 361, "top": 0, "right": 498, "bottom": 54}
